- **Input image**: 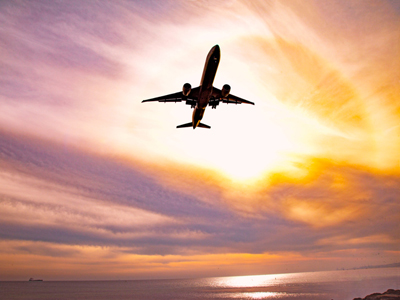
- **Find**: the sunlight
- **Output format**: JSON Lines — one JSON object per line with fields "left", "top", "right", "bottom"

{"left": 209, "top": 105, "right": 293, "bottom": 181}
{"left": 112, "top": 2, "right": 399, "bottom": 190}
{"left": 239, "top": 292, "right": 282, "bottom": 299}
{"left": 153, "top": 96, "right": 302, "bottom": 184}
{"left": 213, "top": 274, "right": 277, "bottom": 288}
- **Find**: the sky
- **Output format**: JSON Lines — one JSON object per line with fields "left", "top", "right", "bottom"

{"left": 0, "top": 0, "right": 399, "bottom": 280}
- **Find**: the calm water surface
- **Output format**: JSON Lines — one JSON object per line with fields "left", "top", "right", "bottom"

{"left": 1, "top": 268, "right": 399, "bottom": 300}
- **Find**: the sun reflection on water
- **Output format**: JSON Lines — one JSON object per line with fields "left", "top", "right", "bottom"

{"left": 238, "top": 292, "right": 283, "bottom": 299}
{"left": 209, "top": 274, "right": 285, "bottom": 288}
{"left": 202, "top": 273, "right": 323, "bottom": 299}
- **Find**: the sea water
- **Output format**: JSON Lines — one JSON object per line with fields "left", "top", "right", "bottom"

{"left": 1, "top": 267, "right": 399, "bottom": 300}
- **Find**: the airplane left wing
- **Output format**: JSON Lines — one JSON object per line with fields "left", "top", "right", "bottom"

{"left": 142, "top": 91, "right": 185, "bottom": 103}
{"left": 142, "top": 87, "right": 200, "bottom": 107}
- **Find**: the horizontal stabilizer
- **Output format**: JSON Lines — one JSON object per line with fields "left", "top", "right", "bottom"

{"left": 176, "top": 122, "right": 211, "bottom": 129}
{"left": 176, "top": 122, "right": 193, "bottom": 128}
{"left": 198, "top": 122, "right": 211, "bottom": 129}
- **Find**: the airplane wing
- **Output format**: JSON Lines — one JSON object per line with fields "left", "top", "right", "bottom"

{"left": 209, "top": 87, "right": 255, "bottom": 108}
{"left": 222, "top": 94, "right": 255, "bottom": 105}
{"left": 142, "top": 87, "right": 200, "bottom": 106}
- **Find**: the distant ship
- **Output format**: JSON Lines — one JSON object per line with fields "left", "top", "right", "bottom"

{"left": 29, "top": 278, "right": 43, "bottom": 281}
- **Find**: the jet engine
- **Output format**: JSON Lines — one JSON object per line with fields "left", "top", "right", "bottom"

{"left": 221, "top": 84, "right": 231, "bottom": 98}
{"left": 182, "top": 83, "right": 191, "bottom": 96}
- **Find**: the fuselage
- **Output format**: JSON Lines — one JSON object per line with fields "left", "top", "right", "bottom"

{"left": 192, "top": 45, "right": 220, "bottom": 128}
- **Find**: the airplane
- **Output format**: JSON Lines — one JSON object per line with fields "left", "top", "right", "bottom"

{"left": 142, "top": 45, "right": 254, "bottom": 129}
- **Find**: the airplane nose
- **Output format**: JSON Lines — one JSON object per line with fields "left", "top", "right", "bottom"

{"left": 212, "top": 45, "right": 220, "bottom": 58}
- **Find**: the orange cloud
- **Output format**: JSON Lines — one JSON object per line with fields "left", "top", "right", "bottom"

{"left": 1, "top": 0, "right": 399, "bottom": 280}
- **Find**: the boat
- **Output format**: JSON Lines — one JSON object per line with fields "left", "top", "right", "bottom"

{"left": 29, "top": 278, "right": 43, "bottom": 281}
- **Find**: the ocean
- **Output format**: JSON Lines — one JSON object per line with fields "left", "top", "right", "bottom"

{"left": 1, "top": 267, "right": 399, "bottom": 300}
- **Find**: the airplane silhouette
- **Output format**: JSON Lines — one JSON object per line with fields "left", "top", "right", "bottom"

{"left": 142, "top": 45, "right": 255, "bottom": 129}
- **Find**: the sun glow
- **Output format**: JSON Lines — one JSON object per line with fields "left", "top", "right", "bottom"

{"left": 146, "top": 95, "right": 308, "bottom": 184}
{"left": 204, "top": 131, "right": 291, "bottom": 182}
{"left": 1, "top": 0, "right": 399, "bottom": 282}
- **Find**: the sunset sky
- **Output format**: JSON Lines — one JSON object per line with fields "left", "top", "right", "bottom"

{"left": 0, "top": 0, "right": 399, "bottom": 280}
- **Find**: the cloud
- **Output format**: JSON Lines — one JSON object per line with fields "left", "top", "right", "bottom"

{"left": 1, "top": 132, "right": 399, "bottom": 257}
{"left": 0, "top": 132, "right": 231, "bottom": 249}
{"left": 0, "top": 0, "right": 399, "bottom": 279}
{"left": 1, "top": 132, "right": 399, "bottom": 279}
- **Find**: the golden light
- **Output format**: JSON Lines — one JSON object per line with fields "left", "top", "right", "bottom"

{"left": 240, "top": 292, "right": 281, "bottom": 299}
{"left": 133, "top": 91, "right": 322, "bottom": 185}
{"left": 211, "top": 274, "right": 277, "bottom": 288}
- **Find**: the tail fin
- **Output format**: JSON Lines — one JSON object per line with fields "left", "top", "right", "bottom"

{"left": 176, "top": 122, "right": 211, "bottom": 129}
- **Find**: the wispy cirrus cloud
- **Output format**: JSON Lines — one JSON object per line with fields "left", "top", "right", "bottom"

{"left": 0, "top": 0, "right": 399, "bottom": 280}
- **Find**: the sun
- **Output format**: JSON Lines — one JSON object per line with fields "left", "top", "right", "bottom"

{"left": 182, "top": 101, "right": 297, "bottom": 183}
{"left": 132, "top": 89, "right": 318, "bottom": 186}
{"left": 209, "top": 129, "right": 290, "bottom": 182}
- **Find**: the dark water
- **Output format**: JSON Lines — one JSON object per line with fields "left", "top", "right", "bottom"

{"left": 1, "top": 268, "right": 399, "bottom": 300}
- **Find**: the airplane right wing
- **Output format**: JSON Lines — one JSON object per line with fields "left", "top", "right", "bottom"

{"left": 222, "top": 93, "right": 255, "bottom": 105}
{"left": 209, "top": 87, "right": 255, "bottom": 108}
